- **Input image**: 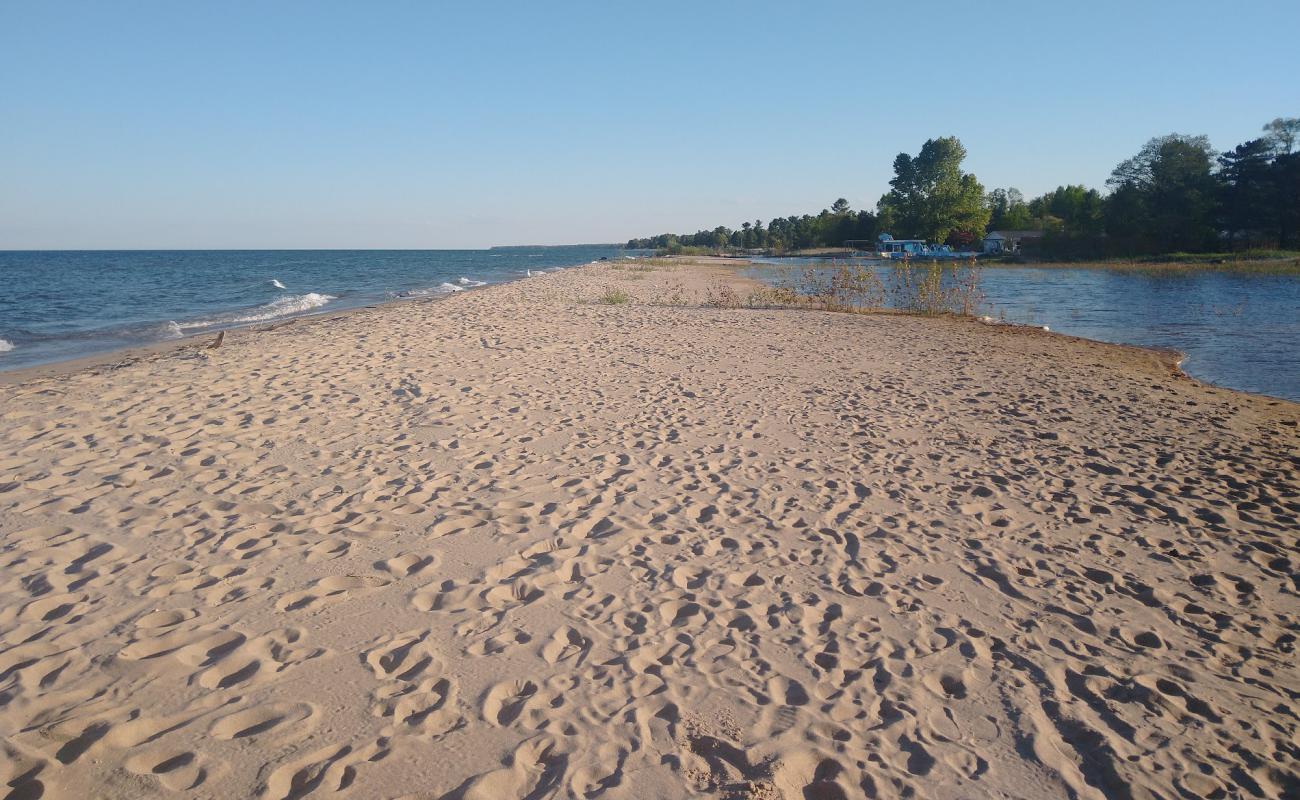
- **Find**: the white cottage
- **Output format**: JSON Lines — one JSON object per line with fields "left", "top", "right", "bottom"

{"left": 983, "top": 230, "right": 1044, "bottom": 254}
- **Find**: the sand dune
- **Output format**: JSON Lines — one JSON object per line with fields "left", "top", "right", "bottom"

{"left": 1, "top": 260, "right": 1297, "bottom": 799}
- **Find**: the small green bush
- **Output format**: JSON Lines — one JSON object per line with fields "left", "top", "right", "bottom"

{"left": 596, "top": 287, "right": 632, "bottom": 305}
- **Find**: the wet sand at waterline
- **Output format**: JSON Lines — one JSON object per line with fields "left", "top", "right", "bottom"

{"left": 2, "top": 260, "right": 1297, "bottom": 799}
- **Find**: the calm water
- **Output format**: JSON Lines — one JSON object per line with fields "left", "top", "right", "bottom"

{"left": 0, "top": 247, "right": 626, "bottom": 370}
{"left": 751, "top": 260, "right": 1300, "bottom": 402}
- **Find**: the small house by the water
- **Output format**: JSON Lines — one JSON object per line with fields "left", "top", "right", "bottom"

{"left": 876, "top": 234, "right": 929, "bottom": 258}
{"left": 983, "top": 230, "right": 1044, "bottom": 254}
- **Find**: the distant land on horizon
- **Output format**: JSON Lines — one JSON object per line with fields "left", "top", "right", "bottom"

{"left": 0, "top": 244, "right": 627, "bottom": 253}
{"left": 489, "top": 243, "right": 622, "bottom": 250}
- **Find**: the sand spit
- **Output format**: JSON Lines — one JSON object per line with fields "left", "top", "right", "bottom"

{"left": 1, "top": 260, "right": 1297, "bottom": 799}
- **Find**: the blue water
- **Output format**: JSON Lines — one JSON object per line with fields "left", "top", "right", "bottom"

{"left": 0, "top": 247, "right": 627, "bottom": 370}
{"left": 750, "top": 259, "right": 1300, "bottom": 402}
{"left": 2, "top": 251, "right": 1297, "bottom": 403}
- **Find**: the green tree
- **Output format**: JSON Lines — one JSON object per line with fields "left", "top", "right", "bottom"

{"left": 987, "top": 187, "right": 1031, "bottom": 230}
{"left": 1028, "top": 185, "right": 1105, "bottom": 257}
{"left": 1217, "top": 138, "right": 1276, "bottom": 249}
{"left": 1102, "top": 183, "right": 1150, "bottom": 253}
{"left": 878, "top": 137, "right": 990, "bottom": 242}
{"left": 1273, "top": 152, "right": 1300, "bottom": 248}
{"left": 1263, "top": 117, "right": 1300, "bottom": 155}
{"left": 985, "top": 188, "right": 1010, "bottom": 228}
{"left": 1028, "top": 185, "right": 1104, "bottom": 238}
{"left": 1106, "top": 134, "right": 1218, "bottom": 252}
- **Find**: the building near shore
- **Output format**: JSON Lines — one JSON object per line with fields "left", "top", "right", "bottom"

{"left": 983, "top": 229, "right": 1044, "bottom": 254}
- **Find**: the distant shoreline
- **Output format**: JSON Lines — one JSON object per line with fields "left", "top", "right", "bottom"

{"left": 732, "top": 251, "right": 1300, "bottom": 275}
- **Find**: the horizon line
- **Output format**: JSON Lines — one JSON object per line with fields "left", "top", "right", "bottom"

{"left": 0, "top": 243, "right": 628, "bottom": 253}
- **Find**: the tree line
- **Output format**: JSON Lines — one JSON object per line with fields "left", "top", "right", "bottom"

{"left": 626, "top": 117, "right": 1300, "bottom": 258}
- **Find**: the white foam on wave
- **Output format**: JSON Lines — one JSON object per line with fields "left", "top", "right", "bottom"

{"left": 439, "top": 282, "right": 465, "bottom": 292}
{"left": 179, "top": 292, "right": 336, "bottom": 330}
{"left": 162, "top": 321, "right": 184, "bottom": 339}
{"left": 457, "top": 277, "right": 486, "bottom": 287}
{"left": 270, "top": 278, "right": 286, "bottom": 289}
{"left": 0, "top": 337, "right": 14, "bottom": 353}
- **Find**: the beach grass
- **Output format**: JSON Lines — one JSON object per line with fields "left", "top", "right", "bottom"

{"left": 595, "top": 287, "right": 633, "bottom": 305}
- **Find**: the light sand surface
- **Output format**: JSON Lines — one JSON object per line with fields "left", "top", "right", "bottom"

{"left": 1, "top": 260, "right": 1298, "bottom": 799}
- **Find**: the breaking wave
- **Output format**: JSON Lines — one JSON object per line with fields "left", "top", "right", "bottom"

{"left": 0, "top": 338, "right": 14, "bottom": 353}
{"left": 270, "top": 278, "right": 286, "bottom": 289}
{"left": 179, "top": 292, "right": 336, "bottom": 330}
{"left": 457, "top": 276, "right": 486, "bottom": 287}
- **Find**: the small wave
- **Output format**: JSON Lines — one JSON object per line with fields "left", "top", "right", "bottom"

{"left": 162, "top": 321, "right": 184, "bottom": 339}
{"left": 0, "top": 337, "right": 14, "bottom": 354}
{"left": 439, "top": 282, "right": 465, "bottom": 292}
{"left": 457, "top": 277, "right": 486, "bottom": 287}
{"left": 270, "top": 278, "right": 286, "bottom": 289}
{"left": 179, "top": 292, "right": 336, "bottom": 329}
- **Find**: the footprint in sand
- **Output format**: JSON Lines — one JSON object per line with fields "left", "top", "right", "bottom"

{"left": 362, "top": 630, "right": 463, "bottom": 738}
{"left": 363, "top": 631, "right": 439, "bottom": 682}
{"left": 375, "top": 552, "right": 438, "bottom": 577}
{"left": 466, "top": 628, "right": 531, "bottom": 656}
{"left": 123, "top": 748, "right": 212, "bottom": 792}
{"left": 443, "top": 735, "right": 567, "bottom": 800}
{"left": 372, "top": 677, "right": 461, "bottom": 736}
{"left": 260, "top": 740, "right": 389, "bottom": 800}
{"left": 482, "top": 679, "right": 539, "bottom": 726}
{"left": 540, "top": 626, "right": 591, "bottom": 665}
{"left": 210, "top": 702, "right": 317, "bottom": 741}
{"left": 276, "top": 575, "right": 391, "bottom": 612}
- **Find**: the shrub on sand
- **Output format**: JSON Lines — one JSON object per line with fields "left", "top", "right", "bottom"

{"left": 596, "top": 287, "right": 632, "bottom": 305}
{"left": 704, "top": 284, "right": 743, "bottom": 309}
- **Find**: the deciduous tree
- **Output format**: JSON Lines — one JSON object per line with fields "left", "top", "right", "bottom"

{"left": 878, "top": 137, "right": 990, "bottom": 242}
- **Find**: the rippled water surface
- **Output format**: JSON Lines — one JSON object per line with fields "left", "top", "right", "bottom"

{"left": 750, "top": 260, "right": 1300, "bottom": 402}
{"left": 0, "top": 247, "right": 626, "bottom": 370}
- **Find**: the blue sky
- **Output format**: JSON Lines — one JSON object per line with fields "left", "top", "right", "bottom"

{"left": 2, "top": 1, "right": 1297, "bottom": 249}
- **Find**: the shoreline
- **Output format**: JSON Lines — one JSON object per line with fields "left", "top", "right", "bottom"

{"left": 0, "top": 246, "right": 633, "bottom": 382}
{"left": 738, "top": 249, "right": 1300, "bottom": 272}
{"left": 0, "top": 257, "right": 603, "bottom": 386}
{"left": 3, "top": 257, "right": 1297, "bottom": 411}
{"left": 0, "top": 295, "right": 438, "bottom": 387}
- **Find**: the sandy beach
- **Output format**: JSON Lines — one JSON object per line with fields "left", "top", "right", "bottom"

{"left": 1, "top": 259, "right": 1297, "bottom": 799}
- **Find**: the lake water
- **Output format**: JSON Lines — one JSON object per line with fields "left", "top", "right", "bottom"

{"left": 0, "top": 247, "right": 626, "bottom": 370}
{"left": 2, "top": 251, "right": 1297, "bottom": 403}
{"left": 750, "top": 259, "right": 1300, "bottom": 403}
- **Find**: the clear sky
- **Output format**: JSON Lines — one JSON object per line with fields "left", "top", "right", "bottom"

{"left": 2, "top": 0, "right": 1298, "bottom": 249}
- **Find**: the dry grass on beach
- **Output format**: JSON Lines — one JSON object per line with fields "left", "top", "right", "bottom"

{"left": 1, "top": 260, "right": 1297, "bottom": 799}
